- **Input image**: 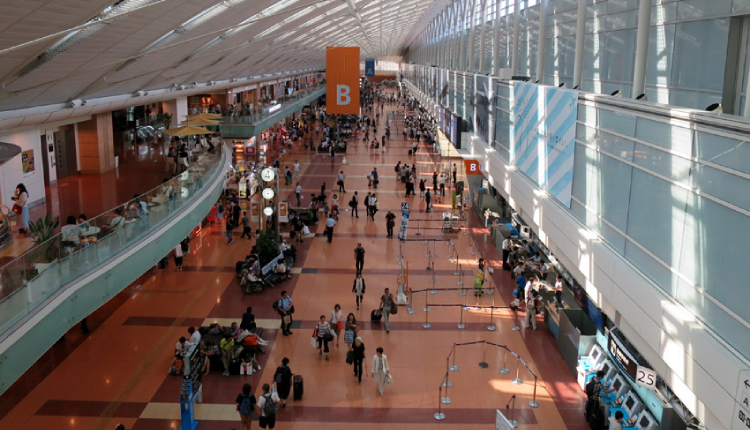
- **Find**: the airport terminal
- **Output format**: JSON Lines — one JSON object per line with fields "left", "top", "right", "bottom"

{"left": 0, "top": 1, "right": 748, "bottom": 430}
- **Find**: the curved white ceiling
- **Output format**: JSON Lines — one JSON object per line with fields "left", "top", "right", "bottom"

{"left": 0, "top": 0, "right": 448, "bottom": 113}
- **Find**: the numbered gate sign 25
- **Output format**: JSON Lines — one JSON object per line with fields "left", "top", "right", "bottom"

{"left": 635, "top": 366, "right": 658, "bottom": 389}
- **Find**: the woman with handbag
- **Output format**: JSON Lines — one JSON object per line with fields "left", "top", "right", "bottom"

{"left": 330, "top": 304, "right": 343, "bottom": 348}
{"left": 371, "top": 347, "right": 391, "bottom": 396}
{"left": 11, "top": 183, "right": 30, "bottom": 234}
{"left": 344, "top": 313, "right": 358, "bottom": 351}
{"left": 315, "top": 315, "right": 337, "bottom": 361}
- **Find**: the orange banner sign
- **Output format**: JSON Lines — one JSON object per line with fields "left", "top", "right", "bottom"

{"left": 326, "top": 46, "right": 360, "bottom": 114}
{"left": 464, "top": 160, "right": 482, "bottom": 175}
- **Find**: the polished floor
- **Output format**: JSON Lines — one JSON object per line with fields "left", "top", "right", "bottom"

{"left": 0, "top": 93, "right": 587, "bottom": 430}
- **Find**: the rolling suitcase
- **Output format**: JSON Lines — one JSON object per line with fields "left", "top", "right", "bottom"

{"left": 371, "top": 309, "right": 383, "bottom": 322}
{"left": 228, "top": 359, "right": 241, "bottom": 376}
{"left": 293, "top": 375, "right": 304, "bottom": 400}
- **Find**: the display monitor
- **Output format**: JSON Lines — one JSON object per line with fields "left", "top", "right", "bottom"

{"left": 636, "top": 410, "right": 658, "bottom": 429}
{"left": 588, "top": 345, "right": 604, "bottom": 366}
{"left": 623, "top": 391, "right": 643, "bottom": 417}
{"left": 599, "top": 360, "right": 616, "bottom": 381}
{"left": 611, "top": 374, "right": 628, "bottom": 397}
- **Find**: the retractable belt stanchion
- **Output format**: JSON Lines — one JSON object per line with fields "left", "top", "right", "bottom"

{"left": 479, "top": 341, "right": 489, "bottom": 368}
{"left": 457, "top": 302, "right": 465, "bottom": 329}
{"left": 415, "top": 220, "right": 421, "bottom": 236}
{"left": 406, "top": 288, "right": 415, "bottom": 314}
{"left": 434, "top": 385, "right": 445, "bottom": 421}
{"left": 499, "top": 350, "right": 510, "bottom": 374}
{"left": 487, "top": 294, "right": 496, "bottom": 331}
{"left": 512, "top": 357, "right": 523, "bottom": 384}
{"left": 397, "top": 240, "right": 403, "bottom": 259}
{"left": 456, "top": 265, "right": 463, "bottom": 286}
{"left": 453, "top": 253, "right": 460, "bottom": 275}
{"left": 423, "top": 301, "right": 431, "bottom": 329}
{"left": 431, "top": 240, "right": 438, "bottom": 258}
{"left": 422, "top": 290, "right": 430, "bottom": 313}
{"left": 470, "top": 240, "right": 477, "bottom": 256}
{"left": 449, "top": 343, "right": 459, "bottom": 371}
{"left": 429, "top": 262, "right": 437, "bottom": 287}
{"left": 529, "top": 376, "right": 540, "bottom": 408}
{"left": 442, "top": 354, "right": 452, "bottom": 388}
{"left": 446, "top": 240, "right": 453, "bottom": 258}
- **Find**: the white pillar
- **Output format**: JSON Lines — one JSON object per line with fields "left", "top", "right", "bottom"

{"left": 572, "top": 0, "right": 586, "bottom": 88}
{"left": 536, "top": 0, "right": 547, "bottom": 82}
{"left": 478, "top": 0, "right": 488, "bottom": 73}
{"left": 632, "top": 0, "right": 652, "bottom": 98}
{"left": 511, "top": 0, "right": 520, "bottom": 76}
{"left": 467, "top": 0, "right": 479, "bottom": 72}
{"left": 459, "top": 0, "right": 468, "bottom": 71}
{"left": 493, "top": 0, "right": 501, "bottom": 75}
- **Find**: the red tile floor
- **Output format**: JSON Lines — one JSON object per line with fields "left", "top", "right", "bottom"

{"left": 0, "top": 94, "right": 588, "bottom": 429}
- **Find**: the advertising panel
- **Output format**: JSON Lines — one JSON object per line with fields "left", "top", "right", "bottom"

{"left": 326, "top": 47, "right": 360, "bottom": 114}
{"left": 512, "top": 82, "right": 577, "bottom": 207}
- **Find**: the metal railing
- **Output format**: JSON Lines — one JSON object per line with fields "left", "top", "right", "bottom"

{"left": 221, "top": 83, "right": 325, "bottom": 125}
{"left": 0, "top": 145, "right": 226, "bottom": 336}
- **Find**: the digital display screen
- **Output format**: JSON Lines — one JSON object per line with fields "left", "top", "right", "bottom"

{"left": 601, "top": 362, "right": 610, "bottom": 374}
{"left": 639, "top": 416, "right": 651, "bottom": 427}
{"left": 625, "top": 396, "right": 635, "bottom": 410}
{"left": 590, "top": 348, "right": 601, "bottom": 362}
{"left": 613, "top": 379, "right": 622, "bottom": 392}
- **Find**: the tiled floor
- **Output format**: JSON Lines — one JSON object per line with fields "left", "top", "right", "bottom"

{"left": 0, "top": 92, "right": 588, "bottom": 429}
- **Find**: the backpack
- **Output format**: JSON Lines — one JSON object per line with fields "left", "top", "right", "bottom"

{"left": 585, "top": 378, "right": 597, "bottom": 398}
{"left": 262, "top": 393, "right": 277, "bottom": 417}
{"left": 239, "top": 395, "right": 253, "bottom": 415}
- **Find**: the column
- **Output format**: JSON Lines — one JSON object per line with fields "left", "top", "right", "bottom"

{"left": 632, "top": 0, "right": 652, "bottom": 98}
{"left": 572, "top": 0, "right": 586, "bottom": 88}
{"left": 536, "top": 0, "right": 548, "bottom": 82}
{"left": 162, "top": 97, "right": 189, "bottom": 128}
{"left": 77, "top": 113, "right": 115, "bottom": 174}
{"left": 493, "top": 0, "right": 501, "bottom": 76}
{"left": 511, "top": 0, "right": 520, "bottom": 76}
{"left": 468, "top": 0, "right": 478, "bottom": 71}
{"left": 479, "top": 0, "right": 488, "bottom": 73}
{"left": 458, "top": 0, "right": 468, "bottom": 71}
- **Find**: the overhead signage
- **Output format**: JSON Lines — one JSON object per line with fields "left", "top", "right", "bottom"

{"left": 732, "top": 370, "right": 750, "bottom": 430}
{"left": 464, "top": 160, "right": 482, "bottom": 175}
{"left": 326, "top": 46, "right": 360, "bottom": 114}
{"left": 397, "top": 202, "right": 409, "bottom": 240}
{"left": 365, "top": 58, "right": 375, "bottom": 77}
{"left": 608, "top": 332, "right": 641, "bottom": 381}
{"left": 635, "top": 366, "right": 658, "bottom": 390}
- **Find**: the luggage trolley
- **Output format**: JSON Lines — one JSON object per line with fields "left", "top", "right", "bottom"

{"left": 441, "top": 212, "right": 452, "bottom": 233}
{"left": 451, "top": 214, "right": 460, "bottom": 232}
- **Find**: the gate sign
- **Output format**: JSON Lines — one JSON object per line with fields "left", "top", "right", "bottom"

{"left": 326, "top": 46, "right": 360, "bottom": 114}
{"left": 365, "top": 58, "right": 375, "bottom": 77}
{"left": 397, "top": 202, "right": 409, "bottom": 240}
{"left": 464, "top": 159, "right": 482, "bottom": 175}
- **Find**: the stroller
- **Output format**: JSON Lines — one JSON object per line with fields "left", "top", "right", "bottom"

{"left": 240, "top": 270, "right": 269, "bottom": 294}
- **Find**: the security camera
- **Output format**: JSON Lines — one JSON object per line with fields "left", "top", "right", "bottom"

{"left": 610, "top": 90, "right": 622, "bottom": 97}
{"left": 67, "top": 99, "right": 83, "bottom": 108}
{"left": 706, "top": 103, "right": 723, "bottom": 113}
{"left": 636, "top": 93, "right": 647, "bottom": 101}
{"left": 559, "top": 83, "right": 567, "bottom": 88}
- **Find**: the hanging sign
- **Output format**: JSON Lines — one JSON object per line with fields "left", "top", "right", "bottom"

{"left": 326, "top": 46, "right": 361, "bottom": 114}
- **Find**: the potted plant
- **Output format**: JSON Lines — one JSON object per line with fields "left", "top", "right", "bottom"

{"left": 29, "top": 213, "right": 60, "bottom": 245}
{"left": 25, "top": 214, "right": 61, "bottom": 281}
{"left": 256, "top": 228, "right": 281, "bottom": 266}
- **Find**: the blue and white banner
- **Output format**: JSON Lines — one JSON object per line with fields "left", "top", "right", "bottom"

{"left": 512, "top": 82, "right": 577, "bottom": 207}
{"left": 365, "top": 59, "right": 375, "bottom": 77}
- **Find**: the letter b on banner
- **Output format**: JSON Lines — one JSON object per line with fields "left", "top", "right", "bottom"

{"left": 337, "top": 85, "right": 351, "bottom": 105}
{"left": 464, "top": 160, "right": 482, "bottom": 175}
{"left": 326, "top": 46, "right": 360, "bottom": 114}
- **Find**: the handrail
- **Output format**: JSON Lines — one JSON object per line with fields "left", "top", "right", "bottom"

{"left": 220, "top": 83, "right": 325, "bottom": 125}
{"left": 0, "top": 144, "right": 226, "bottom": 335}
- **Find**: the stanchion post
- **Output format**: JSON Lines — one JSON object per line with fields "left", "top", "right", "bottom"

{"left": 423, "top": 300, "right": 431, "bottom": 329}
{"left": 457, "top": 304, "right": 465, "bottom": 329}
{"left": 510, "top": 307, "right": 520, "bottom": 331}
{"left": 431, "top": 239, "right": 438, "bottom": 258}
{"left": 453, "top": 253, "right": 460, "bottom": 275}
{"left": 430, "top": 262, "right": 437, "bottom": 287}
{"left": 479, "top": 341, "right": 489, "bottom": 368}
{"left": 434, "top": 386, "right": 445, "bottom": 420}
{"left": 407, "top": 288, "right": 415, "bottom": 314}
{"left": 470, "top": 240, "right": 477, "bottom": 256}
{"left": 499, "top": 350, "right": 510, "bottom": 374}
{"left": 442, "top": 357, "right": 452, "bottom": 388}
{"left": 487, "top": 304, "right": 496, "bottom": 331}
{"left": 456, "top": 265, "right": 463, "bottom": 286}
{"left": 422, "top": 291, "right": 430, "bottom": 312}
{"left": 415, "top": 220, "right": 421, "bottom": 237}
{"left": 512, "top": 358, "right": 523, "bottom": 384}
{"left": 529, "top": 376, "right": 539, "bottom": 408}
{"left": 449, "top": 344, "right": 459, "bottom": 371}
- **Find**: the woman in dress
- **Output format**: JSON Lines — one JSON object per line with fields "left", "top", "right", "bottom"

{"left": 371, "top": 346, "right": 390, "bottom": 395}
{"left": 344, "top": 313, "right": 358, "bottom": 351}
{"left": 11, "top": 183, "right": 30, "bottom": 234}
{"left": 330, "top": 304, "right": 343, "bottom": 348}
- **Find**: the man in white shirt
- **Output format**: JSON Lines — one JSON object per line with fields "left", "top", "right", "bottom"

{"left": 609, "top": 411, "right": 624, "bottom": 430}
{"left": 187, "top": 326, "right": 201, "bottom": 347}
{"left": 295, "top": 183, "right": 302, "bottom": 206}
{"left": 502, "top": 237, "right": 512, "bottom": 270}
{"left": 325, "top": 215, "right": 336, "bottom": 243}
{"left": 293, "top": 160, "right": 300, "bottom": 179}
{"left": 256, "top": 383, "right": 280, "bottom": 428}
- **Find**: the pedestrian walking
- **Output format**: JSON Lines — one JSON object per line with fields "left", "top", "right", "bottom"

{"left": 331, "top": 304, "right": 343, "bottom": 348}
{"left": 353, "top": 337, "right": 365, "bottom": 383}
{"left": 314, "top": 315, "right": 337, "bottom": 361}
{"left": 371, "top": 347, "right": 391, "bottom": 396}
{"left": 354, "top": 243, "right": 365, "bottom": 274}
{"left": 379, "top": 288, "right": 395, "bottom": 334}
{"left": 295, "top": 183, "right": 302, "bottom": 206}
{"left": 226, "top": 217, "right": 235, "bottom": 244}
{"left": 419, "top": 178, "right": 426, "bottom": 197}
{"left": 236, "top": 383, "right": 256, "bottom": 430}
{"left": 241, "top": 211, "right": 252, "bottom": 239}
{"left": 256, "top": 383, "right": 280, "bottom": 429}
{"left": 385, "top": 210, "right": 396, "bottom": 238}
{"left": 275, "top": 291, "right": 293, "bottom": 335}
{"left": 432, "top": 171, "right": 438, "bottom": 192}
{"left": 325, "top": 214, "right": 335, "bottom": 243}
{"left": 363, "top": 192, "right": 371, "bottom": 219}
{"left": 349, "top": 191, "right": 359, "bottom": 218}
{"left": 11, "top": 183, "right": 30, "bottom": 234}
{"left": 273, "top": 358, "right": 293, "bottom": 408}
{"left": 173, "top": 243, "right": 184, "bottom": 271}
{"left": 337, "top": 171, "right": 346, "bottom": 193}
{"left": 425, "top": 190, "right": 432, "bottom": 213}
{"left": 294, "top": 160, "right": 301, "bottom": 179}
{"left": 344, "top": 313, "right": 358, "bottom": 351}
{"left": 369, "top": 194, "right": 378, "bottom": 220}
{"left": 352, "top": 273, "right": 366, "bottom": 310}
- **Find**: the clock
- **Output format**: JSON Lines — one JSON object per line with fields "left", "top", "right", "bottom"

{"left": 262, "top": 188, "right": 275, "bottom": 199}
{"left": 261, "top": 168, "right": 275, "bottom": 182}
{"left": 263, "top": 207, "right": 274, "bottom": 216}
